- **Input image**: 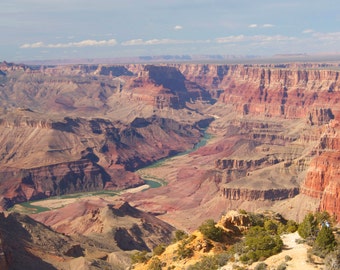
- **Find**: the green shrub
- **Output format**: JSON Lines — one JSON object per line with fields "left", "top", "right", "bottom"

{"left": 131, "top": 250, "right": 150, "bottom": 264}
{"left": 248, "top": 213, "right": 265, "bottom": 227}
{"left": 277, "top": 220, "right": 298, "bottom": 235}
{"left": 315, "top": 211, "right": 332, "bottom": 225}
{"left": 254, "top": 262, "right": 267, "bottom": 270}
{"left": 264, "top": 220, "right": 278, "bottom": 234}
{"left": 298, "top": 213, "right": 318, "bottom": 239}
{"left": 286, "top": 220, "right": 298, "bottom": 233}
{"left": 238, "top": 209, "right": 248, "bottom": 215}
{"left": 198, "top": 219, "right": 224, "bottom": 242}
{"left": 175, "top": 242, "right": 193, "bottom": 260}
{"left": 215, "top": 252, "right": 231, "bottom": 266}
{"left": 324, "top": 248, "right": 340, "bottom": 270}
{"left": 239, "top": 226, "right": 283, "bottom": 263}
{"left": 312, "top": 225, "right": 337, "bottom": 258}
{"left": 153, "top": 244, "right": 166, "bottom": 256}
{"left": 147, "top": 257, "right": 162, "bottom": 270}
{"left": 276, "top": 262, "right": 287, "bottom": 270}
{"left": 173, "top": 230, "right": 188, "bottom": 242}
{"left": 187, "top": 256, "right": 219, "bottom": 270}
{"left": 284, "top": 255, "right": 292, "bottom": 262}
{"left": 187, "top": 253, "right": 231, "bottom": 270}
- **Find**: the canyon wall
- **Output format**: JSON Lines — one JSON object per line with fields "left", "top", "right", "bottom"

{"left": 0, "top": 107, "right": 205, "bottom": 209}
{"left": 174, "top": 63, "right": 340, "bottom": 220}
{"left": 1, "top": 61, "right": 340, "bottom": 221}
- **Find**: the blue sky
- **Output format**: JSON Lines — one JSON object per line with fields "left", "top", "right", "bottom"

{"left": 1, "top": 0, "right": 340, "bottom": 62}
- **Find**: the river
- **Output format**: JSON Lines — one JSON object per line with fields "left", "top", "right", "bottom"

{"left": 10, "top": 131, "right": 212, "bottom": 214}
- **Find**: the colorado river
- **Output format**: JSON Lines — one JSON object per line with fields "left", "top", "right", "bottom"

{"left": 10, "top": 131, "right": 211, "bottom": 214}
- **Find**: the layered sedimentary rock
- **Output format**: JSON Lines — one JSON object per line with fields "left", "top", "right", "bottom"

{"left": 0, "top": 107, "right": 205, "bottom": 209}
{"left": 222, "top": 187, "right": 299, "bottom": 201}
{"left": 300, "top": 121, "right": 340, "bottom": 219}
{"left": 0, "top": 200, "right": 175, "bottom": 269}
{"left": 2, "top": 61, "right": 340, "bottom": 222}
{"left": 32, "top": 200, "right": 175, "bottom": 252}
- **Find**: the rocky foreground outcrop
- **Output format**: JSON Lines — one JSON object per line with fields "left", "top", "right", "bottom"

{"left": 0, "top": 200, "right": 175, "bottom": 269}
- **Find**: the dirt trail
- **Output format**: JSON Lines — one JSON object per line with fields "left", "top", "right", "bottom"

{"left": 221, "top": 232, "right": 322, "bottom": 270}
{"left": 259, "top": 232, "right": 318, "bottom": 270}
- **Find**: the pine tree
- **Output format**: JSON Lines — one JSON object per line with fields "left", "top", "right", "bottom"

{"left": 298, "top": 213, "right": 317, "bottom": 239}
{"left": 313, "top": 225, "right": 337, "bottom": 258}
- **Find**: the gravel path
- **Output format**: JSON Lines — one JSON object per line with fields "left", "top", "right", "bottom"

{"left": 221, "top": 232, "right": 322, "bottom": 270}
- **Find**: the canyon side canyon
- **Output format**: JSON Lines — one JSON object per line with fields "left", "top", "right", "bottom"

{"left": 1, "top": 60, "right": 340, "bottom": 268}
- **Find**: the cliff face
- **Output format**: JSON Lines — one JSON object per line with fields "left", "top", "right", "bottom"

{"left": 124, "top": 65, "right": 214, "bottom": 109}
{"left": 123, "top": 63, "right": 340, "bottom": 224}
{"left": 300, "top": 121, "right": 340, "bottom": 219}
{"left": 0, "top": 110, "right": 203, "bottom": 208}
{"left": 0, "top": 159, "right": 141, "bottom": 209}
{"left": 221, "top": 187, "right": 299, "bottom": 201}
{"left": 177, "top": 64, "right": 340, "bottom": 120}
{"left": 2, "top": 62, "right": 340, "bottom": 222}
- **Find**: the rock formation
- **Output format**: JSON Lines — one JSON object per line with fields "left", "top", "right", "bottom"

{"left": 0, "top": 108, "right": 205, "bottom": 209}
{"left": 0, "top": 199, "right": 175, "bottom": 269}
{"left": 1, "top": 61, "right": 340, "bottom": 224}
{"left": 32, "top": 199, "right": 175, "bottom": 252}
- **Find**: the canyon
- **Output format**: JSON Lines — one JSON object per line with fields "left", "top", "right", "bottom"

{"left": 1, "top": 60, "right": 340, "bottom": 268}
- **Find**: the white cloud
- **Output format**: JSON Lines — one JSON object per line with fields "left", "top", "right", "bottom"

{"left": 20, "top": 39, "right": 117, "bottom": 49}
{"left": 122, "top": 38, "right": 210, "bottom": 46}
{"left": 248, "top": 24, "right": 258, "bottom": 28}
{"left": 251, "top": 35, "right": 295, "bottom": 42}
{"left": 174, "top": 25, "right": 183, "bottom": 30}
{"left": 216, "top": 34, "right": 295, "bottom": 44}
{"left": 312, "top": 32, "right": 340, "bottom": 40}
{"left": 145, "top": 39, "right": 180, "bottom": 45}
{"left": 20, "top": 42, "right": 44, "bottom": 48}
{"left": 249, "top": 23, "right": 274, "bottom": 28}
{"left": 263, "top": 24, "right": 275, "bottom": 28}
{"left": 216, "top": 35, "right": 246, "bottom": 43}
{"left": 302, "top": 29, "right": 314, "bottom": 34}
{"left": 121, "top": 39, "right": 145, "bottom": 46}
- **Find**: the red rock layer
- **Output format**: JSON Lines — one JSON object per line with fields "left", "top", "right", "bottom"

{"left": 217, "top": 66, "right": 340, "bottom": 119}
{"left": 301, "top": 151, "right": 340, "bottom": 219}
{"left": 297, "top": 116, "right": 340, "bottom": 220}
{"left": 0, "top": 159, "right": 142, "bottom": 209}
{"left": 222, "top": 187, "right": 299, "bottom": 201}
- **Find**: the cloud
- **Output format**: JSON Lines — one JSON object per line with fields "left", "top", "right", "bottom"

{"left": 302, "top": 29, "right": 314, "bottom": 34}
{"left": 251, "top": 35, "right": 295, "bottom": 42}
{"left": 248, "top": 24, "right": 258, "bottom": 28}
{"left": 122, "top": 38, "right": 210, "bottom": 46}
{"left": 174, "top": 25, "right": 183, "bottom": 30}
{"left": 249, "top": 23, "right": 275, "bottom": 28}
{"left": 121, "top": 39, "right": 145, "bottom": 46}
{"left": 20, "top": 39, "right": 117, "bottom": 49}
{"left": 216, "top": 34, "right": 295, "bottom": 43}
{"left": 20, "top": 42, "right": 44, "bottom": 49}
{"left": 312, "top": 32, "right": 340, "bottom": 41}
{"left": 216, "top": 35, "right": 246, "bottom": 43}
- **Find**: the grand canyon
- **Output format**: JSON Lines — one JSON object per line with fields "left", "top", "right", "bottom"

{"left": 0, "top": 60, "right": 340, "bottom": 269}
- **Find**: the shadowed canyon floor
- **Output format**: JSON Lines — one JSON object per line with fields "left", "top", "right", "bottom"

{"left": 1, "top": 61, "right": 340, "bottom": 268}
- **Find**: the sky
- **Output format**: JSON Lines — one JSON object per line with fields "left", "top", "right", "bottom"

{"left": 1, "top": 0, "right": 340, "bottom": 62}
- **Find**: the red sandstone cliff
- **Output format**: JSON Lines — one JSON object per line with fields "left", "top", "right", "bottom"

{"left": 300, "top": 121, "right": 340, "bottom": 220}
{"left": 124, "top": 63, "right": 340, "bottom": 222}
{"left": 2, "top": 62, "right": 340, "bottom": 222}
